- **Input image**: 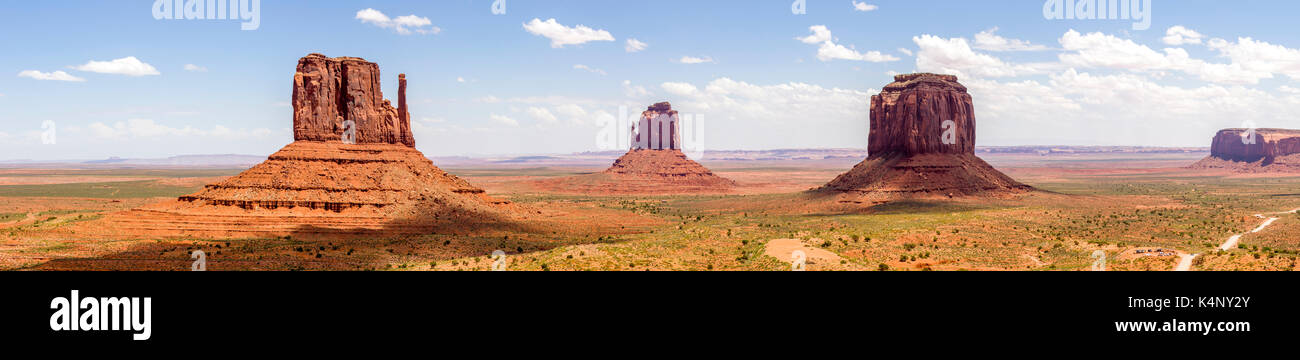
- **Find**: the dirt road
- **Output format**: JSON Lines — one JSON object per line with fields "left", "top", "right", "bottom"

{"left": 1175, "top": 208, "right": 1295, "bottom": 271}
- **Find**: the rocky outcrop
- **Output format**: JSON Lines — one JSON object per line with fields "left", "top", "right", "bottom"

{"left": 820, "top": 73, "right": 1031, "bottom": 201}
{"left": 107, "top": 54, "right": 518, "bottom": 238}
{"left": 531, "top": 102, "right": 735, "bottom": 194}
{"left": 632, "top": 102, "right": 681, "bottom": 150}
{"left": 292, "top": 54, "right": 414, "bottom": 147}
{"left": 868, "top": 73, "right": 975, "bottom": 156}
{"left": 1190, "top": 128, "right": 1300, "bottom": 172}
{"left": 1207, "top": 128, "right": 1300, "bottom": 161}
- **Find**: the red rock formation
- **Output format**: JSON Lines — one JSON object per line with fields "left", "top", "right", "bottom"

{"left": 104, "top": 54, "right": 518, "bottom": 238}
{"left": 868, "top": 73, "right": 975, "bottom": 155}
{"left": 532, "top": 102, "right": 735, "bottom": 194}
{"left": 1207, "top": 128, "right": 1300, "bottom": 161}
{"left": 1190, "top": 128, "right": 1300, "bottom": 172}
{"left": 821, "top": 73, "right": 1031, "bottom": 201}
{"left": 292, "top": 53, "right": 414, "bottom": 147}
{"left": 633, "top": 102, "right": 681, "bottom": 150}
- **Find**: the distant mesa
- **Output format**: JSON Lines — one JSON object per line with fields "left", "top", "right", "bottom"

{"left": 818, "top": 73, "right": 1033, "bottom": 203}
{"left": 97, "top": 54, "right": 521, "bottom": 238}
{"left": 531, "top": 102, "right": 736, "bottom": 194}
{"left": 1189, "top": 128, "right": 1300, "bottom": 173}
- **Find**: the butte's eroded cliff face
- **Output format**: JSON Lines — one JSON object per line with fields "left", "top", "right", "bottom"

{"left": 292, "top": 54, "right": 415, "bottom": 147}
{"left": 98, "top": 54, "right": 518, "bottom": 238}
{"left": 868, "top": 73, "right": 975, "bottom": 156}
{"left": 1190, "top": 128, "right": 1300, "bottom": 172}
{"left": 821, "top": 73, "right": 1031, "bottom": 202}
{"left": 530, "top": 102, "right": 736, "bottom": 194}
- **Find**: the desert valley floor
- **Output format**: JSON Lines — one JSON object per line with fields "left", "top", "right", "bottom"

{"left": 2, "top": 150, "right": 1298, "bottom": 271}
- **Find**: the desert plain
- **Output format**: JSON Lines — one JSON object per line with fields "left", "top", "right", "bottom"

{"left": 2, "top": 147, "right": 1297, "bottom": 272}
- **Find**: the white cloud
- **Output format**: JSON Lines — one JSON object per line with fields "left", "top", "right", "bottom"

{"left": 949, "top": 66, "right": 1299, "bottom": 147}
{"left": 851, "top": 1, "right": 878, "bottom": 12}
{"left": 623, "top": 80, "right": 652, "bottom": 98}
{"left": 678, "top": 56, "right": 715, "bottom": 64}
{"left": 356, "top": 8, "right": 440, "bottom": 35}
{"left": 625, "top": 38, "right": 648, "bottom": 53}
{"left": 526, "top": 107, "right": 558, "bottom": 126}
{"left": 796, "top": 25, "right": 832, "bottom": 44}
{"left": 654, "top": 78, "right": 873, "bottom": 149}
{"left": 1059, "top": 30, "right": 1273, "bottom": 85}
{"left": 661, "top": 82, "right": 700, "bottom": 96}
{"left": 489, "top": 113, "right": 519, "bottom": 127}
{"left": 799, "top": 26, "right": 899, "bottom": 63}
{"left": 86, "top": 119, "right": 273, "bottom": 140}
{"left": 974, "top": 27, "right": 1050, "bottom": 52}
{"left": 1162, "top": 26, "right": 1204, "bottom": 46}
{"left": 523, "top": 18, "right": 614, "bottom": 48}
{"left": 183, "top": 64, "right": 207, "bottom": 72}
{"left": 1206, "top": 36, "right": 1300, "bottom": 81}
{"left": 73, "top": 57, "right": 160, "bottom": 76}
{"left": 897, "top": 48, "right": 913, "bottom": 56}
{"left": 914, "top": 34, "right": 1052, "bottom": 78}
{"left": 816, "top": 42, "right": 899, "bottom": 62}
{"left": 18, "top": 70, "right": 85, "bottom": 82}
{"left": 573, "top": 64, "right": 607, "bottom": 75}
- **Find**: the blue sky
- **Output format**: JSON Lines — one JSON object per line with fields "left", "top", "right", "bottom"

{"left": 2, "top": 0, "right": 1300, "bottom": 160}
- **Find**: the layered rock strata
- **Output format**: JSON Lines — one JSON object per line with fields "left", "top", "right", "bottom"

{"left": 1189, "top": 128, "right": 1300, "bottom": 172}
{"left": 820, "top": 73, "right": 1032, "bottom": 201}
{"left": 100, "top": 54, "right": 514, "bottom": 238}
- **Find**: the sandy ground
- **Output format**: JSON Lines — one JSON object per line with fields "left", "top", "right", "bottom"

{"left": 1176, "top": 208, "right": 1296, "bottom": 271}
{"left": 762, "top": 238, "right": 845, "bottom": 271}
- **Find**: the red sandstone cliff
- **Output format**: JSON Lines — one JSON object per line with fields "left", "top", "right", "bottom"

{"left": 1190, "top": 128, "right": 1300, "bottom": 172}
{"left": 1208, "top": 128, "right": 1300, "bottom": 161}
{"left": 292, "top": 54, "right": 414, "bottom": 147}
{"left": 822, "top": 73, "right": 1030, "bottom": 200}
{"left": 868, "top": 73, "right": 975, "bottom": 156}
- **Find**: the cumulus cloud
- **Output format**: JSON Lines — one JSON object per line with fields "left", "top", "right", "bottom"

{"left": 625, "top": 38, "right": 648, "bottom": 53}
{"left": 851, "top": 1, "right": 878, "bottom": 12}
{"left": 356, "top": 8, "right": 440, "bottom": 35}
{"left": 573, "top": 64, "right": 607, "bottom": 75}
{"left": 73, "top": 57, "right": 160, "bottom": 76}
{"left": 678, "top": 56, "right": 715, "bottom": 64}
{"left": 1206, "top": 36, "right": 1300, "bottom": 81}
{"left": 490, "top": 113, "right": 519, "bottom": 127}
{"left": 526, "top": 107, "right": 558, "bottom": 126}
{"left": 797, "top": 25, "right": 832, "bottom": 44}
{"left": 18, "top": 70, "right": 85, "bottom": 82}
{"left": 87, "top": 119, "right": 273, "bottom": 139}
{"left": 623, "top": 80, "right": 652, "bottom": 98}
{"left": 974, "top": 27, "right": 1050, "bottom": 52}
{"left": 653, "top": 78, "right": 874, "bottom": 149}
{"left": 661, "top": 82, "right": 700, "bottom": 96}
{"left": 798, "top": 26, "right": 899, "bottom": 63}
{"left": 523, "top": 18, "right": 614, "bottom": 48}
{"left": 1059, "top": 30, "right": 1273, "bottom": 85}
{"left": 1162, "top": 26, "right": 1204, "bottom": 46}
{"left": 966, "top": 69, "right": 1297, "bottom": 146}
{"left": 914, "top": 34, "right": 1054, "bottom": 78}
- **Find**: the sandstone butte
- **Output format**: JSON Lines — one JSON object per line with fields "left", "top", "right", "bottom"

{"left": 1189, "top": 128, "right": 1300, "bottom": 173}
{"left": 95, "top": 54, "right": 520, "bottom": 238}
{"left": 819, "top": 73, "right": 1033, "bottom": 203}
{"left": 533, "top": 102, "right": 737, "bottom": 194}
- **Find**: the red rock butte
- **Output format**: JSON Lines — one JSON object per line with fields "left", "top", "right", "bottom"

{"left": 820, "top": 73, "right": 1032, "bottom": 202}
{"left": 96, "top": 54, "right": 519, "bottom": 238}
{"left": 1189, "top": 128, "right": 1300, "bottom": 173}
{"left": 532, "top": 102, "right": 736, "bottom": 194}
